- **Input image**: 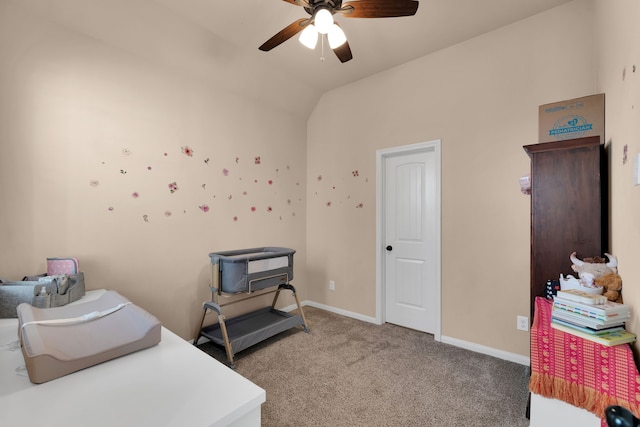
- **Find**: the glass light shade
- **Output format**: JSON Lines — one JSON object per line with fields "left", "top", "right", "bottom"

{"left": 299, "top": 25, "right": 318, "bottom": 49}
{"left": 327, "top": 24, "right": 347, "bottom": 49}
{"left": 314, "top": 8, "right": 333, "bottom": 34}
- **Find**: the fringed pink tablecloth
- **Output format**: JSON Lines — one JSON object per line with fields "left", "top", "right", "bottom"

{"left": 530, "top": 297, "right": 640, "bottom": 426}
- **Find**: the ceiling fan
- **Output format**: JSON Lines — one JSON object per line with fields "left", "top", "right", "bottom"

{"left": 258, "top": 0, "right": 419, "bottom": 63}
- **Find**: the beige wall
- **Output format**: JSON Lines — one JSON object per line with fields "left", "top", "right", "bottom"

{"left": 0, "top": 1, "right": 308, "bottom": 339}
{"left": 3, "top": 0, "right": 633, "bottom": 361}
{"left": 307, "top": 0, "right": 596, "bottom": 357}
{"left": 595, "top": 0, "right": 640, "bottom": 353}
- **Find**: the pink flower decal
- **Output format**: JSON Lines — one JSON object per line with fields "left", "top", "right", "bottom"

{"left": 132, "top": 192, "right": 139, "bottom": 198}
{"left": 181, "top": 146, "right": 194, "bottom": 157}
{"left": 326, "top": 201, "right": 332, "bottom": 207}
{"left": 254, "top": 156, "right": 261, "bottom": 164}
{"left": 251, "top": 206, "right": 256, "bottom": 212}
{"left": 356, "top": 203, "right": 364, "bottom": 209}
{"left": 108, "top": 206, "right": 114, "bottom": 212}
{"left": 199, "top": 204, "right": 210, "bottom": 213}
{"left": 168, "top": 182, "right": 178, "bottom": 193}
{"left": 352, "top": 170, "right": 359, "bottom": 177}
{"left": 268, "top": 180, "right": 273, "bottom": 185}
{"left": 147, "top": 166, "right": 152, "bottom": 171}
{"left": 233, "top": 216, "right": 238, "bottom": 222}
{"left": 222, "top": 168, "right": 229, "bottom": 176}
{"left": 267, "top": 206, "right": 273, "bottom": 212}
{"left": 317, "top": 175, "right": 322, "bottom": 181}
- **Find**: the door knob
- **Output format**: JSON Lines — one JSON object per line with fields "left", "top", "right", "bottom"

{"left": 386, "top": 245, "right": 393, "bottom": 251}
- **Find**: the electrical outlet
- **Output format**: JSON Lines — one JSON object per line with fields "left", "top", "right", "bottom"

{"left": 329, "top": 280, "right": 335, "bottom": 291}
{"left": 517, "top": 316, "right": 529, "bottom": 331}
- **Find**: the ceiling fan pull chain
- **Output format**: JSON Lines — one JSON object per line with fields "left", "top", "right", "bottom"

{"left": 320, "top": 35, "right": 326, "bottom": 62}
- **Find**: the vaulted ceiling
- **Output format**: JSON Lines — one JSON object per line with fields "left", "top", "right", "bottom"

{"left": 13, "top": 0, "right": 574, "bottom": 116}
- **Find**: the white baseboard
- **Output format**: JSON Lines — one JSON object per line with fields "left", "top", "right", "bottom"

{"left": 304, "top": 300, "right": 380, "bottom": 324}
{"left": 280, "top": 300, "right": 380, "bottom": 325}
{"left": 253, "top": 300, "right": 530, "bottom": 366}
{"left": 440, "top": 335, "right": 530, "bottom": 366}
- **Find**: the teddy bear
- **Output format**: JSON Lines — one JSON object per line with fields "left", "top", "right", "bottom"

{"left": 570, "top": 252, "right": 618, "bottom": 287}
{"left": 595, "top": 272, "right": 623, "bottom": 303}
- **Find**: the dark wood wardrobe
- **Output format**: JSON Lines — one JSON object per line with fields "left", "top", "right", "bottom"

{"left": 523, "top": 136, "right": 608, "bottom": 318}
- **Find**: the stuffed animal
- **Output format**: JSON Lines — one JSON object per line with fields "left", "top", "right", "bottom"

{"left": 595, "top": 273, "right": 623, "bottom": 303}
{"left": 570, "top": 252, "right": 618, "bottom": 287}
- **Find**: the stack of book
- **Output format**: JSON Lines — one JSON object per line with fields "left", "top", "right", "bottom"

{"left": 551, "top": 289, "right": 636, "bottom": 347}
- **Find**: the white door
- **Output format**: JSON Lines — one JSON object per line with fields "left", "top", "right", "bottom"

{"left": 383, "top": 147, "right": 438, "bottom": 334}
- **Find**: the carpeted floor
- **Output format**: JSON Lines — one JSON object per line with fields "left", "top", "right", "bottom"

{"left": 197, "top": 306, "right": 531, "bottom": 427}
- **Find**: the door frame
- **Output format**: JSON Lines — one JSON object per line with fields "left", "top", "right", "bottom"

{"left": 375, "top": 139, "right": 442, "bottom": 341}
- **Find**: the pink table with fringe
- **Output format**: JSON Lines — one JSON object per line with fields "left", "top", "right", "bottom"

{"left": 529, "top": 296, "right": 640, "bottom": 426}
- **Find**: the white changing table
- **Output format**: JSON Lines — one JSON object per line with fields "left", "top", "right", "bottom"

{"left": 0, "top": 290, "right": 265, "bottom": 427}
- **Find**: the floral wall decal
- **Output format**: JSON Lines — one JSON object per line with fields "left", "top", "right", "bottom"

{"left": 93, "top": 146, "right": 305, "bottom": 224}
{"left": 181, "top": 146, "right": 194, "bottom": 157}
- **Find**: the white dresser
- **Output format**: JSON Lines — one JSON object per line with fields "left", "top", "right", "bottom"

{"left": 0, "top": 290, "right": 265, "bottom": 427}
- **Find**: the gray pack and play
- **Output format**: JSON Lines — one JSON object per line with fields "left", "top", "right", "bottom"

{"left": 194, "top": 247, "right": 309, "bottom": 368}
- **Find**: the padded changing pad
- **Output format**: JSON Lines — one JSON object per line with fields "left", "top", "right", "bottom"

{"left": 17, "top": 290, "right": 161, "bottom": 384}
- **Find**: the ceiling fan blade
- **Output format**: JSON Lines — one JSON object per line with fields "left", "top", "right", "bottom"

{"left": 333, "top": 40, "right": 353, "bottom": 63}
{"left": 281, "top": 0, "right": 310, "bottom": 6}
{"left": 340, "top": 0, "right": 419, "bottom": 18}
{"left": 259, "top": 18, "right": 310, "bottom": 51}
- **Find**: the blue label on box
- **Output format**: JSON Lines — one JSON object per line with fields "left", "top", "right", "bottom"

{"left": 548, "top": 115, "right": 593, "bottom": 139}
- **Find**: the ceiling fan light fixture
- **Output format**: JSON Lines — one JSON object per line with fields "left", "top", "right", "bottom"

{"left": 299, "top": 24, "right": 318, "bottom": 49}
{"left": 314, "top": 8, "right": 334, "bottom": 34}
{"left": 327, "top": 24, "right": 347, "bottom": 49}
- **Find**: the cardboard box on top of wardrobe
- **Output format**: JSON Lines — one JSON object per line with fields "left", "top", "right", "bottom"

{"left": 539, "top": 93, "right": 605, "bottom": 144}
